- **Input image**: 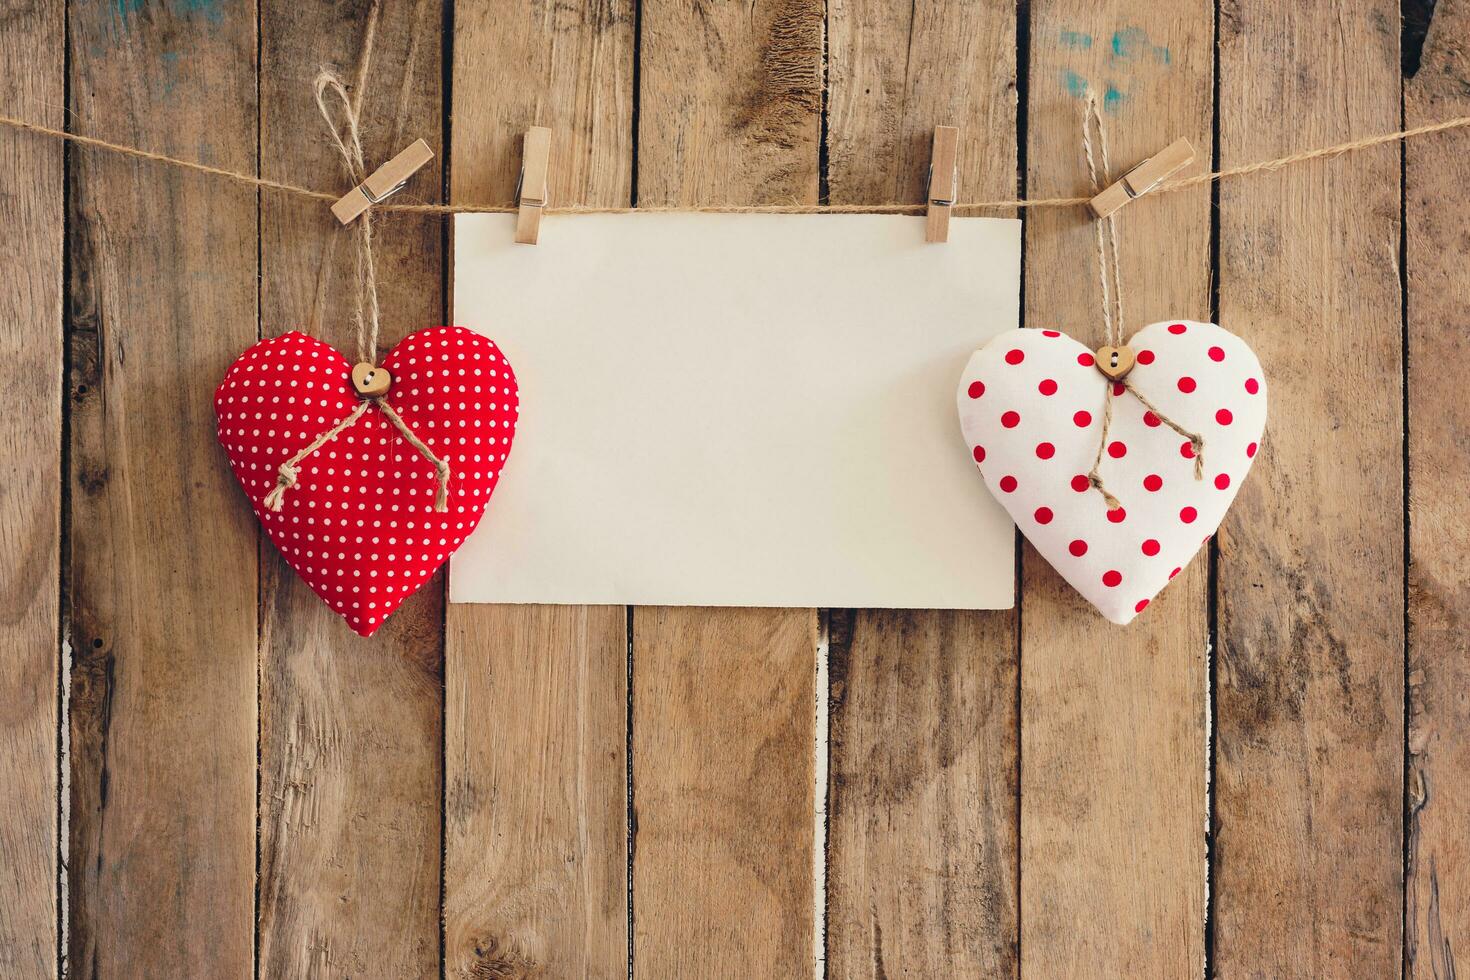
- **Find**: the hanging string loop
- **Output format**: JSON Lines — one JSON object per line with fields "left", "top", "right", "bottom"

{"left": 1079, "top": 90, "right": 1207, "bottom": 512}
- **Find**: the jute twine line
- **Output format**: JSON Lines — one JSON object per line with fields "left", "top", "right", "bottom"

{"left": 3, "top": 108, "right": 1468, "bottom": 216}
{"left": 10, "top": 86, "right": 1467, "bottom": 514}
{"left": 1080, "top": 91, "right": 1205, "bottom": 514}
{"left": 261, "top": 9, "right": 452, "bottom": 515}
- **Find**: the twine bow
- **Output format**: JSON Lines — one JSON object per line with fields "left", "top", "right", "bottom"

{"left": 1079, "top": 91, "right": 1205, "bottom": 512}
{"left": 261, "top": 49, "right": 451, "bottom": 514}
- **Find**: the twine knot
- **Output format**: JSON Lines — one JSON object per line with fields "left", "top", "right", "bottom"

{"left": 263, "top": 463, "right": 300, "bottom": 512}
{"left": 1088, "top": 471, "right": 1123, "bottom": 512}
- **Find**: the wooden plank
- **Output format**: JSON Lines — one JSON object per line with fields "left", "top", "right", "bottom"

{"left": 443, "top": 3, "right": 634, "bottom": 976}
{"left": 824, "top": 3, "right": 1020, "bottom": 973}
{"left": 1406, "top": 4, "right": 1470, "bottom": 978}
{"left": 826, "top": 612, "right": 1018, "bottom": 977}
{"left": 1019, "top": 6, "right": 1212, "bottom": 976}
{"left": 632, "top": 4, "right": 822, "bottom": 975}
{"left": 65, "top": 0, "right": 259, "bottom": 974}
{"left": 0, "top": 0, "right": 63, "bottom": 975}
{"left": 254, "top": 4, "right": 445, "bottom": 976}
{"left": 1406, "top": 6, "right": 1470, "bottom": 975}
{"left": 1213, "top": 0, "right": 1404, "bottom": 974}
{"left": 445, "top": 607, "right": 629, "bottom": 977}
{"left": 632, "top": 608, "right": 818, "bottom": 977}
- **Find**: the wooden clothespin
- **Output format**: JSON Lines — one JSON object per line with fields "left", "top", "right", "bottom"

{"left": 330, "top": 138, "right": 434, "bottom": 225}
{"left": 515, "top": 127, "right": 552, "bottom": 245}
{"left": 1087, "top": 138, "right": 1195, "bottom": 219}
{"left": 925, "top": 126, "right": 959, "bottom": 243}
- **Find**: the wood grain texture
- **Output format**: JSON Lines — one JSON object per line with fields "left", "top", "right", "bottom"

{"left": 1406, "top": 8, "right": 1470, "bottom": 976}
{"left": 1019, "top": 3, "right": 1212, "bottom": 976}
{"left": 826, "top": 612, "right": 1018, "bottom": 978}
{"left": 824, "top": 2, "right": 1020, "bottom": 973}
{"left": 632, "top": 4, "right": 822, "bottom": 975}
{"left": 65, "top": 0, "right": 260, "bottom": 974}
{"left": 445, "top": 606, "right": 629, "bottom": 978}
{"left": 632, "top": 607, "right": 818, "bottom": 977}
{"left": 444, "top": 2, "right": 635, "bottom": 976}
{"left": 254, "top": 2, "right": 446, "bottom": 976}
{"left": 0, "top": 0, "right": 62, "bottom": 975}
{"left": 637, "top": 0, "right": 822, "bottom": 205}
{"left": 1213, "top": 0, "right": 1404, "bottom": 974}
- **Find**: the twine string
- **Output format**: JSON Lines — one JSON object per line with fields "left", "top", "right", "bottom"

{"left": 377, "top": 399, "right": 452, "bottom": 512}
{"left": 9, "top": 87, "right": 1464, "bottom": 514}
{"left": 314, "top": 63, "right": 380, "bottom": 363}
{"left": 263, "top": 400, "right": 371, "bottom": 511}
{"left": 5, "top": 109, "right": 1467, "bottom": 216}
{"left": 1080, "top": 90, "right": 1206, "bottom": 512}
{"left": 1082, "top": 93, "right": 1126, "bottom": 348}
{"left": 262, "top": 31, "right": 453, "bottom": 516}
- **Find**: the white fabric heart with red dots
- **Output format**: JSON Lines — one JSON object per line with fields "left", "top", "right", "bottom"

{"left": 957, "top": 320, "right": 1266, "bottom": 624}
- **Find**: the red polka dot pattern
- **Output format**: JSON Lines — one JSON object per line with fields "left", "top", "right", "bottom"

{"left": 215, "top": 327, "right": 520, "bottom": 636}
{"left": 955, "top": 320, "right": 1268, "bottom": 624}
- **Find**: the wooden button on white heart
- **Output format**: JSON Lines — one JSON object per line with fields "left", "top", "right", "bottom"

{"left": 956, "top": 320, "right": 1267, "bottom": 623}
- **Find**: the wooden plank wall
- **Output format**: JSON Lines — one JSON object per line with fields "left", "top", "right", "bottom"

{"left": 1213, "top": 0, "right": 1405, "bottom": 975}
{"left": 444, "top": 3, "right": 633, "bottom": 975}
{"left": 66, "top": 0, "right": 260, "bottom": 975}
{"left": 256, "top": 3, "right": 446, "bottom": 976}
{"left": 824, "top": 2, "right": 1020, "bottom": 974}
{"left": 1020, "top": 4, "right": 1211, "bottom": 975}
{"left": 0, "top": 0, "right": 62, "bottom": 976}
{"left": 4, "top": 0, "right": 1468, "bottom": 976}
{"left": 1406, "top": 0, "right": 1470, "bottom": 974}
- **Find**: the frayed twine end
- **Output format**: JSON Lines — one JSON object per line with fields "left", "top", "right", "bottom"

{"left": 1089, "top": 471, "right": 1123, "bottom": 512}
{"left": 263, "top": 464, "right": 299, "bottom": 512}
{"left": 433, "top": 461, "right": 450, "bottom": 513}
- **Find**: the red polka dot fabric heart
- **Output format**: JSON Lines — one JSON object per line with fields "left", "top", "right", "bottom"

{"left": 957, "top": 320, "right": 1266, "bottom": 624}
{"left": 214, "top": 327, "right": 519, "bottom": 636}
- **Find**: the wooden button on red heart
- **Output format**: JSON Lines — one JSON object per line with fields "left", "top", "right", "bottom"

{"left": 214, "top": 326, "right": 519, "bottom": 636}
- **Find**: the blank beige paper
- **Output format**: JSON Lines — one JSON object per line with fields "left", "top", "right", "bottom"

{"left": 449, "top": 212, "right": 1019, "bottom": 609}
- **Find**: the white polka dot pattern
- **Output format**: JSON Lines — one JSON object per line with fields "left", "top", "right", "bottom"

{"left": 214, "top": 326, "right": 519, "bottom": 636}
{"left": 957, "top": 320, "right": 1267, "bottom": 624}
